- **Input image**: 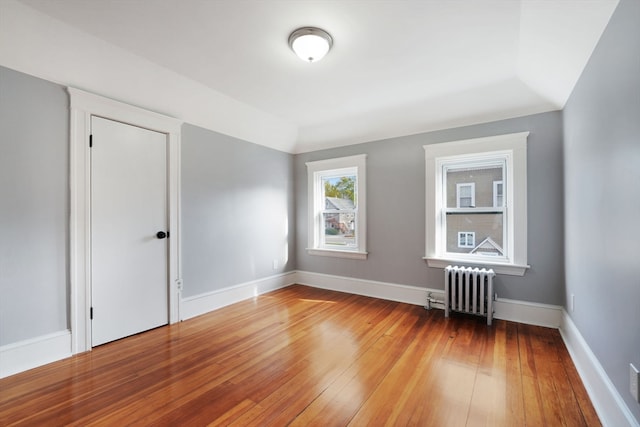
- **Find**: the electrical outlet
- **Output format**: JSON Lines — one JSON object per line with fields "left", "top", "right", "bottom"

{"left": 570, "top": 294, "right": 575, "bottom": 312}
{"left": 631, "top": 363, "right": 639, "bottom": 403}
{"left": 272, "top": 259, "right": 278, "bottom": 270}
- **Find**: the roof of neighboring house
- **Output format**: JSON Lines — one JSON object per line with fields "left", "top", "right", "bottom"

{"left": 325, "top": 197, "right": 355, "bottom": 210}
{"left": 470, "top": 237, "right": 504, "bottom": 255}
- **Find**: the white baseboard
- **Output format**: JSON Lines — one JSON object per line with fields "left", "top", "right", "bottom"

{"left": 296, "top": 271, "right": 639, "bottom": 425}
{"left": 493, "top": 297, "right": 562, "bottom": 328}
{"left": 0, "top": 273, "right": 296, "bottom": 378}
{"left": 294, "top": 270, "right": 562, "bottom": 328}
{"left": 559, "top": 311, "right": 639, "bottom": 427}
{"left": 180, "top": 271, "right": 297, "bottom": 320}
{"left": 181, "top": 270, "right": 561, "bottom": 328}
{"left": 0, "top": 271, "right": 568, "bottom": 382}
{"left": 0, "top": 330, "right": 72, "bottom": 379}
{"left": 295, "top": 270, "right": 428, "bottom": 306}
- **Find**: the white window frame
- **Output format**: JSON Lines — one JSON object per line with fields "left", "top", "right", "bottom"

{"left": 457, "top": 231, "right": 475, "bottom": 248}
{"left": 424, "top": 132, "right": 529, "bottom": 276}
{"left": 493, "top": 180, "right": 504, "bottom": 208}
{"left": 456, "top": 182, "right": 475, "bottom": 208}
{"left": 306, "top": 154, "right": 367, "bottom": 259}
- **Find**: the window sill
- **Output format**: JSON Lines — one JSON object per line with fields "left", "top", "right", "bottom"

{"left": 423, "top": 257, "right": 529, "bottom": 276}
{"left": 307, "top": 248, "right": 368, "bottom": 260}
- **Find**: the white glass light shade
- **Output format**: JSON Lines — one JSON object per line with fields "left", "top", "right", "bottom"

{"left": 288, "top": 27, "right": 333, "bottom": 63}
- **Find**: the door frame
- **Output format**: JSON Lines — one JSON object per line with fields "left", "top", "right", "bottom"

{"left": 68, "top": 88, "right": 182, "bottom": 353}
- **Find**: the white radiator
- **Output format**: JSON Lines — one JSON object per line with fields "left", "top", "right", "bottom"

{"left": 444, "top": 265, "right": 496, "bottom": 325}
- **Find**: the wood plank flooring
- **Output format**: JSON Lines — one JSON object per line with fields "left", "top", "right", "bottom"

{"left": 0, "top": 285, "right": 600, "bottom": 426}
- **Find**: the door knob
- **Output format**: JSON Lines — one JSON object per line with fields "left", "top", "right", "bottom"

{"left": 156, "top": 231, "right": 168, "bottom": 239}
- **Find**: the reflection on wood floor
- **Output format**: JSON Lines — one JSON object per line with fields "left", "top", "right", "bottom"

{"left": 0, "top": 285, "right": 600, "bottom": 426}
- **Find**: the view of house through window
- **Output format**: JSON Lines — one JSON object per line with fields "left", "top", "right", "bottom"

{"left": 306, "top": 154, "right": 367, "bottom": 259}
{"left": 424, "top": 132, "right": 528, "bottom": 275}
{"left": 445, "top": 162, "right": 505, "bottom": 256}
{"left": 322, "top": 174, "right": 356, "bottom": 247}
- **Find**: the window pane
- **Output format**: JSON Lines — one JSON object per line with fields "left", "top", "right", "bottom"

{"left": 322, "top": 175, "right": 356, "bottom": 208}
{"left": 321, "top": 174, "right": 357, "bottom": 248}
{"left": 459, "top": 196, "right": 473, "bottom": 208}
{"left": 457, "top": 231, "right": 475, "bottom": 248}
{"left": 494, "top": 181, "right": 504, "bottom": 207}
{"left": 459, "top": 186, "right": 472, "bottom": 197}
{"left": 447, "top": 213, "right": 503, "bottom": 255}
{"left": 323, "top": 212, "right": 356, "bottom": 247}
{"left": 455, "top": 183, "right": 474, "bottom": 208}
{"left": 447, "top": 166, "right": 503, "bottom": 208}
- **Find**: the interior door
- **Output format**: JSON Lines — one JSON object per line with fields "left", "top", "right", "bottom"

{"left": 91, "top": 116, "right": 169, "bottom": 346}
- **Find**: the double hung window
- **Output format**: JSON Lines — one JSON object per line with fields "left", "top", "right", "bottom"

{"left": 445, "top": 158, "right": 506, "bottom": 255}
{"left": 306, "top": 155, "right": 367, "bottom": 259}
{"left": 456, "top": 183, "right": 475, "bottom": 208}
{"left": 424, "top": 132, "right": 529, "bottom": 275}
{"left": 458, "top": 232, "right": 475, "bottom": 248}
{"left": 493, "top": 181, "right": 504, "bottom": 208}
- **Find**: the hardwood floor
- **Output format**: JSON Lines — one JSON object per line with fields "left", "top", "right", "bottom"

{"left": 0, "top": 285, "right": 599, "bottom": 426}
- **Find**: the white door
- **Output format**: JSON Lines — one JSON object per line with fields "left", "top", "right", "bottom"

{"left": 91, "top": 116, "right": 169, "bottom": 346}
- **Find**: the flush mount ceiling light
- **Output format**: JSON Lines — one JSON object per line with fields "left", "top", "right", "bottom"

{"left": 288, "top": 27, "right": 333, "bottom": 63}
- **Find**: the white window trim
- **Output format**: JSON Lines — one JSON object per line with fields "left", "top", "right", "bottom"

{"left": 493, "top": 180, "right": 504, "bottom": 208}
{"left": 456, "top": 182, "right": 475, "bottom": 208}
{"left": 423, "top": 132, "right": 529, "bottom": 276}
{"left": 306, "top": 155, "right": 367, "bottom": 260}
{"left": 458, "top": 231, "right": 475, "bottom": 248}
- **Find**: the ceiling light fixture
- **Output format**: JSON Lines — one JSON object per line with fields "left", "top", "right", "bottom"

{"left": 288, "top": 27, "right": 333, "bottom": 63}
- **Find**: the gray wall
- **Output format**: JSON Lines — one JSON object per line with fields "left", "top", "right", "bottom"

{"left": 0, "top": 66, "right": 69, "bottom": 346}
{"left": 0, "top": 66, "right": 297, "bottom": 346}
{"left": 563, "top": 0, "right": 640, "bottom": 420}
{"left": 295, "top": 111, "right": 565, "bottom": 305}
{"left": 0, "top": 63, "right": 566, "bottom": 346}
{"left": 181, "top": 124, "right": 296, "bottom": 298}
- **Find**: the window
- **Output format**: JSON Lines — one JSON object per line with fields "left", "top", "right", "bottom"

{"left": 424, "top": 132, "right": 529, "bottom": 276}
{"left": 493, "top": 180, "right": 504, "bottom": 208}
{"left": 306, "top": 155, "right": 367, "bottom": 259}
{"left": 458, "top": 232, "right": 475, "bottom": 248}
{"left": 446, "top": 160, "right": 505, "bottom": 255}
{"left": 456, "top": 183, "right": 475, "bottom": 208}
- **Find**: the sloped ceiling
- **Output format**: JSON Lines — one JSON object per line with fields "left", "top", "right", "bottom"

{"left": 1, "top": 0, "right": 619, "bottom": 153}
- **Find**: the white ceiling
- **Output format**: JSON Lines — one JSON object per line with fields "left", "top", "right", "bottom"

{"left": 7, "top": 0, "right": 619, "bottom": 153}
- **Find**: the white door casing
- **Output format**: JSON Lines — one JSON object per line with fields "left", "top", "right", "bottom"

{"left": 90, "top": 116, "right": 169, "bottom": 346}
{"left": 69, "top": 88, "right": 182, "bottom": 353}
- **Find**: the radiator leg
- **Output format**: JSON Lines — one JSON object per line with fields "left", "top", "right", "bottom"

{"left": 444, "top": 269, "right": 450, "bottom": 318}
{"left": 487, "top": 285, "right": 494, "bottom": 326}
